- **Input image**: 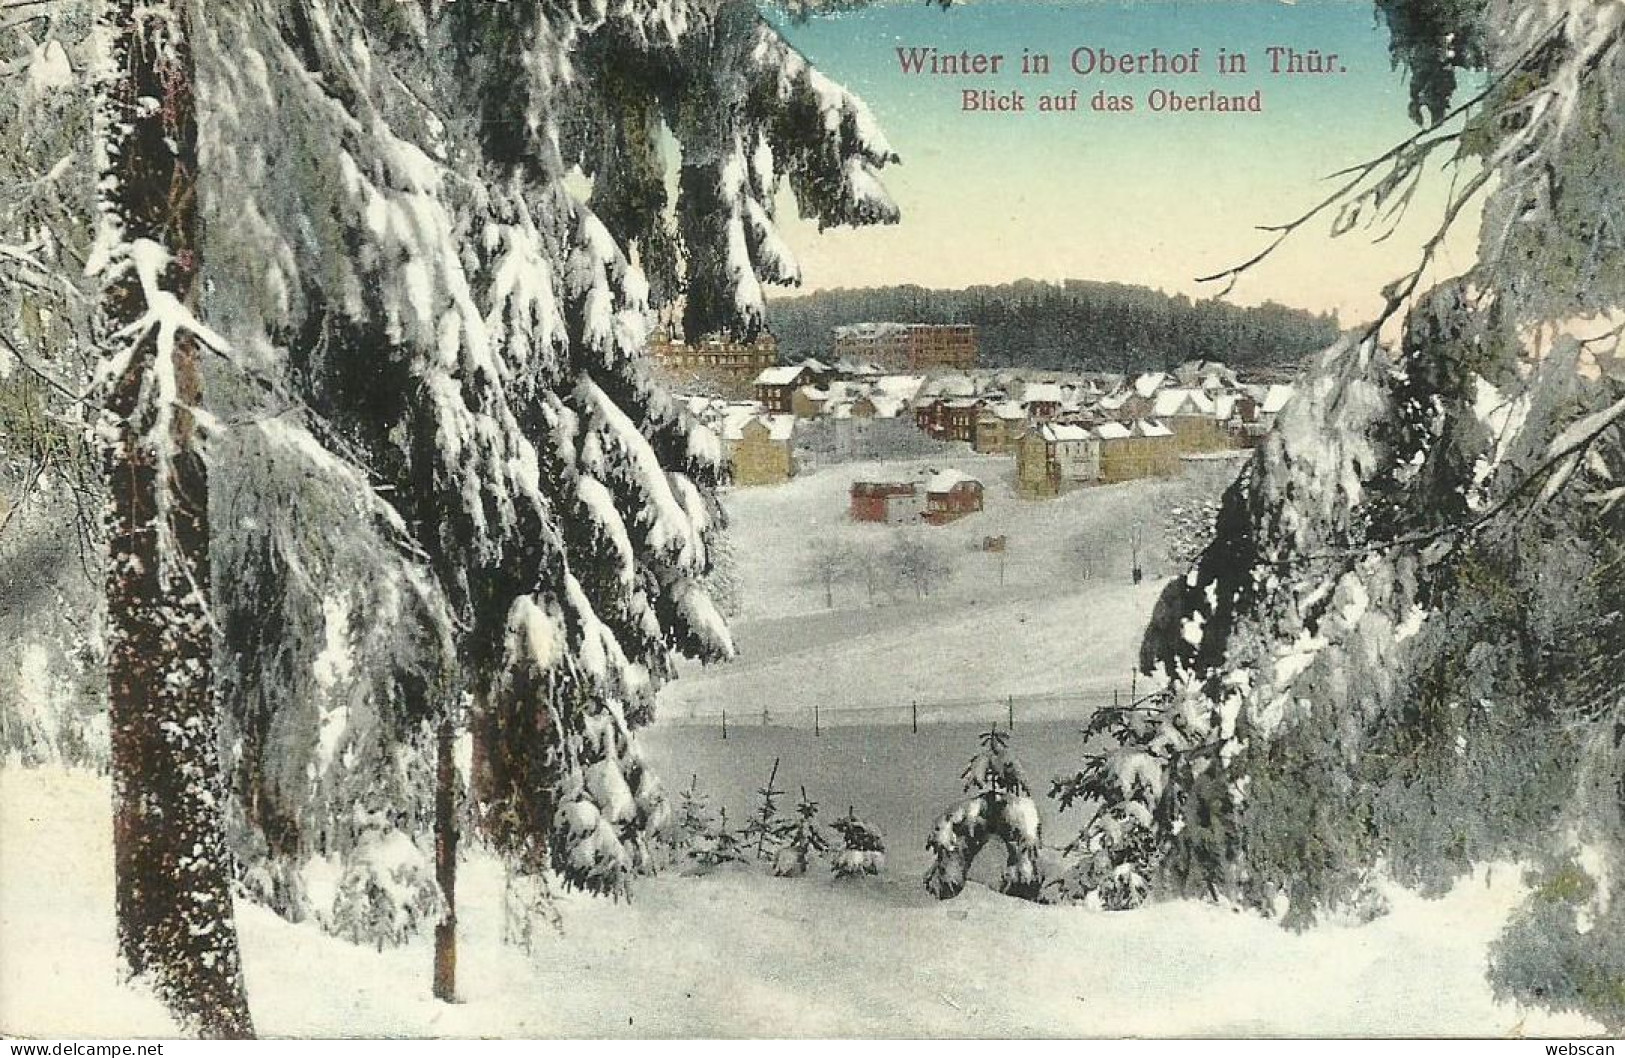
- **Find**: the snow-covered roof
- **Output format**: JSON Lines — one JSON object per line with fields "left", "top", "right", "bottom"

{"left": 873, "top": 375, "right": 926, "bottom": 401}
{"left": 1040, "top": 423, "right": 1095, "bottom": 443}
{"left": 1152, "top": 388, "right": 1217, "bottom": 418}
{"left": 984, "top": 400, "right": 1026, "bottom": 421}
{"left": 924, "top": 469, "right": 981, "bottom": 494}
{"left": 801, "top": 357, "right": 831, "bottom": 372}
{"left": 1212, "top": 393, "right": 1240, "bottom": 422}
{"left": 1097, "top": 392, "right": 1131, "bottom": 412}
{"left": 1021, "top": 382, "right": 1065, "bottom": 405}
{"left": 1261, "top": 384, "right": 1296, "bottom": 414}
{"left": 1095, "top": 421, "right": 1133, "bottom": 440}
{"left": 944, "top": 397, "right": 981, "bottom": 410}
{"left": 722, "top": 408, "right": 795, "bottom": 442}
{"left": 834, "top": 357, "right": 883, "bottom": 376}
{"left": 866, "top": 395, "right": 906, "bottom": 418}
{"left": 927, "top": 374, "right": 976, "bottom": 398}
{"left": 1133, "top": 371, "right": 1169, "bottom": 399}
{"left": 755, "top": 365, "right": 808, "bottom": 386}
{"left": 1137, "top": 419, "right": 1174, "bottom": 438}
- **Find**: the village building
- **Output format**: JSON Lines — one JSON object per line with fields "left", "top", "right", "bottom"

{"left": 834, "top": 357, "right": 884, "bottom": 380}
{"left": 849, "top": 393, "right": 905, "bottom": 420}
{"left": 649, "top": 331, "right": 779, "bottom": 400}
{"left": 724, "top": 414, "right": 797, "bottom": 486}
{"left": 974, "top": 401, "right": 1027, "bottom": 454}
{"left": 1016, "top": 422, "right": 1101, "bottom": 498}
{"left": 940, "top": 398, "right": 981, "bottom": 443}
{"left": 871, "top": 373, "right": 927, "bottom": 406}
{"left": 923, "top": 469, "right": 985, "bottom": 524}
{"left": 1257, "top": 383, "right": 1296, "bottom": 432}
{"left": 1098, "top": 419, "right": 1180, "bottom": 483}
{"left": 832, "top": 322, "right": 979, "bottom": 373}
{"left": 1152, "top": 387, "right": 1233, "bottom": 453}
{"left": 791, "top": 385, "right": 831, "bottom": 419}
{"left": 753, "top": 364, "right": 812, "bottom": 414}
{"left": 1019, "top": 381, "right": 1066, "bottom": 422}
{"left": 796, "top": 357, "right": 842, "bottom": 387}
{"left": 849, "top": 481, "right": 923, "bottom": 525}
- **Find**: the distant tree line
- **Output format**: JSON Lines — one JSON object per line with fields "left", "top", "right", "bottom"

{"left": 766, "top": 279, "right": 1341, "bottom": 373}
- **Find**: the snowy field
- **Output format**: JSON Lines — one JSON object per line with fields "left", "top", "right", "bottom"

{"left": 662, "top": 455, "right": 1208, "bottom": 722}
{"left": 2, "top": 455, "right": 1598, "bottom": 1039}
{"left": 0, "top": 765, "right": 1600, "bottom": 1038}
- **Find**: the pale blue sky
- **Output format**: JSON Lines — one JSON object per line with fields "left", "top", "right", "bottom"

{"left": 769, "top": 0, "right": 1482, "bottom": 323}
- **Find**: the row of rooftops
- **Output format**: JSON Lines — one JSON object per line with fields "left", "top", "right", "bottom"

{"left": 1030, "top": 419, "right": 1176, "bottom": 443}
{"left": 683, "top": 359, "right": 1297, "bottom": 444}
{"left": 753, "top": 363, "right": 1293, "bottom": 416}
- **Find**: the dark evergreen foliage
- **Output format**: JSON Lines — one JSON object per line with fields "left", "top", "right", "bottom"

{"left": 766, "top": 280, "right": 1339, "bottom": 373}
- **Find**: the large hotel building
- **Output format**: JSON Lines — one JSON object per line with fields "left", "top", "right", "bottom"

{"left": 832, "top": 322, "right": 978, "bottom": 373}
{"left": 647, "top": 331, "right": 779, "bottom": 399}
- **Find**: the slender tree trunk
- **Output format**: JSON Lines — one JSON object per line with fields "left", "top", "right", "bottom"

{"left": 98, "top": 1, "right": 253, "bottom": 1038}
{"left": 434, "top": 716, "right": 459, "bottom": 1002}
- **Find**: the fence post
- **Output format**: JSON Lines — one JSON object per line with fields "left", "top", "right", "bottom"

{"left": 1007, "top": 694, "right": 1014, "bottom": 731}
{"left": 722, "top": 709, "right": 728, "bottom": 741}
{"left": 814, "top": 703, "right": 820, "bottom": 738}
{"left": 911, "top": 699, "right": 918, "bottom": 734}
{"left": 1114, "top": 688, "right": 1120, "bottom": 709}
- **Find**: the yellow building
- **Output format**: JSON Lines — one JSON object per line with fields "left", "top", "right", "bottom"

{"left": 1015, "top": 423, "right": 1101, "bottom": 498}
{"left": 725, "top": 415, "right": 797, "bottom": 487}
{"left": 1152, "top": 388, "right": 1236, "bottom": 453}
{"left": 1098, "top": 420, "right": 1181, "bottom": 482}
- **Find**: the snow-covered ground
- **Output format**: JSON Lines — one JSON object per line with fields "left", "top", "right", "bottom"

{"left": 3, "top": 456, "right": 1596, "bottom": 1039}
{"left": 663, "top": 455, "right": 1202, "bottom": 722}
{"left": 0, "top": 766, "right": 1599, "bottom": 1037}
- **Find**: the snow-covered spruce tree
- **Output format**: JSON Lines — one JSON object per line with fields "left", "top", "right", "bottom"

{"left": 438, "top": 0, "right": 909, "bottom": 899}
{"left": 925, "top": 728, "right": 1043, "bottom": 902}
{"left": 90, "top": 0, "right": 252, "bottom": 1038}
{"left": 740, "top": 757, "right": 788, "bottom": 861}
{"left": 668, "top": 772, "right": 719, "bottom": 859}
{"left": 772, "top": 786, "right": 830, "bottom": 877}
{"left": 831, "top": 806, "right": 885, "bottom": 879}
{"left": 187, "top": 0, "right": 910, "bottom": 995}
{"left": 1059, "top": 0, "right": 1625, "bottom": 995}
{"left": 692, "top": 806, "right": 751, "bottom": 870}
{"left": 0, "top": 5, "right": 107, "bottom": 773}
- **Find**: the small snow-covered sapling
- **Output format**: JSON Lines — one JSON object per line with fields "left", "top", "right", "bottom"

{"left": 925, "top": 727, "right": 1044, "bottom": 901}
{"left": 830, "top": 805, "right": 885, "bottom": 879}
{"left": 692, "top": 806, "right": 750, "bottom": 870}
{"left": 772, "top": 786, "right": 830, "bottom": 877}
{"left": 740, "top": 757, "right": 787, "bottom": 862}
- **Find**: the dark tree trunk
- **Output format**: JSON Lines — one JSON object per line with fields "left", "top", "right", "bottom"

{"left": 434, "top": 717, "right": 459, "bottom": 1003}
{"left": 98, "top": 0, "right": 254, "bottom": 1039}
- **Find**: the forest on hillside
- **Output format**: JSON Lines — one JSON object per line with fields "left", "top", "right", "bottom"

{"left": 766, "top": 279, "right": 1342, "bottom": 373}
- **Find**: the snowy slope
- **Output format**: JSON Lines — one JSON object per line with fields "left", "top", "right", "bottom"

{"left": 1, "top": 767, "right": 1601, "bottom": 1038}
{"left": 664, "top": 457, "right": 1198, "bottom": 720}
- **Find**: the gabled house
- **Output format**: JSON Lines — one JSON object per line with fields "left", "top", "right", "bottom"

{"left": 1016, "top": 423, "right": 1101, "bottom": 498}
{"left": 1152, "top": 387, "right": 1232, "bottom": 452}
{"left": 974, "top": 400, "right": 1027, "bottom": 454}
{"left": 1098, "top": 419, "right": 1180, "bottom": 483}
{"left": 754, "top": 365, "right": 812, "bottom": 414}
{"left": 850, "top": 481, "right": 923, "bottom": 524}
{"left": 724, "top": 413, "right": 797, "bottom": 486}
{"left": 1019, "top": 381, "right": 1066, "bottom": 422}
{"left": 923, "top": 469, "right": 985, "bottom": 524}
